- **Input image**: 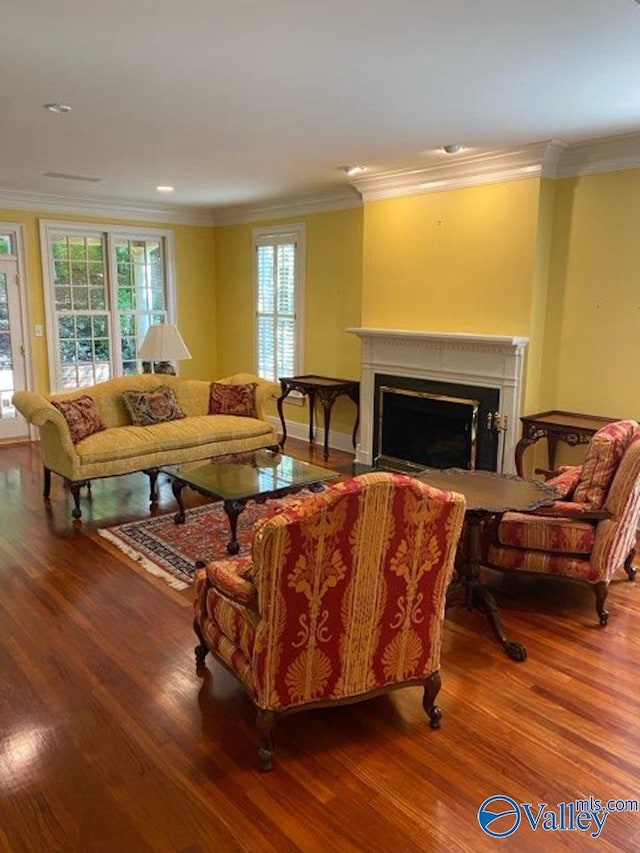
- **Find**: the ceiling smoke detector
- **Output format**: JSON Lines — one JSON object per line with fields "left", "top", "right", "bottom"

{"left": 442, "top": 143, "right": 462, "bottom": 154}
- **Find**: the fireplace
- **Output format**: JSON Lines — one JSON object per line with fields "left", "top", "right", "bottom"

{"left": 375, "top": 374, "right": 500, "bottom": 471}
{"left": 347, "top": 328, "right": 529, "bottom": 474}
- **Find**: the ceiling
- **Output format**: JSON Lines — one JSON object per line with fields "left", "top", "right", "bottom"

{"left": 3, "top": 0, "right": 640, "bottom": 221}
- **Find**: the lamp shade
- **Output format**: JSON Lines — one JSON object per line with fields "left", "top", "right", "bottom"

{"left": 139, "top": 324, "right": 192, "bottom": 362}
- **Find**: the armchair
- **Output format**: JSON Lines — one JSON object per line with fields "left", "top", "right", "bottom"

{"left": 484, "top": 420, "right": 640, "bottom": 624}
{"left": 193, "top": 471, "right": 466, "bottom": 770}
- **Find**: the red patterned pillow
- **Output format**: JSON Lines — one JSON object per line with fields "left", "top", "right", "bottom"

{"left": 122, "top": 385, "right": 185, "bottom": 426}
{"left": 209, "top": 382, "right": 257, "bottom": 418}
{"left": 52, "top": 395, "right": 106, "bottom": 444}
{"left": 545, "top": 465, "right": 582, "bottom": 499}
{"left": 573, "top": 419, "right": 637, "bottom": 509}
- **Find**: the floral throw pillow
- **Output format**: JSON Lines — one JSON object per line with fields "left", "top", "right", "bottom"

{"left": 122, "top": 385, "right": 185, "bottom": 426}
{"left": 52, "top": 395, "right": 107, "bottom": 444}
{"left": 209, "top": 382, "right": 257, "bottom": 418}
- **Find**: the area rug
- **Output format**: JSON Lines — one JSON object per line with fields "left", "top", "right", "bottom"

{"left": 97, "top": 493, "right": 306, "bottom": 590}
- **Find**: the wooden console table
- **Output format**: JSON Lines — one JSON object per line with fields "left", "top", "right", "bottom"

{"left": 277, "top": 375, "right": 360, "bottom": 461}
{"left": 514, "top": 409, "right": 620, "bottom": 476}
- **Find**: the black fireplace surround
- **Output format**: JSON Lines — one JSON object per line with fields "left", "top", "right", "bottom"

{"left": 373, "top": 374, "right": 500, "bottom": 472}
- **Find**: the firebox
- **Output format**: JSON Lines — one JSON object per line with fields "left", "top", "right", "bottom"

{"left": 373, "top": 374, "right": 500, "bottom": 471}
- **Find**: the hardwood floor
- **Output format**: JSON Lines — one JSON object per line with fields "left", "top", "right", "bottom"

{"left": 1, "top": 439, "right": 640, "bottom": 852}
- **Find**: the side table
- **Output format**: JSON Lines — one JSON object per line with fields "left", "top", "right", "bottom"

{"left": 277, "top": 375, "right": 360, "bottom": 461}
{"left": 514, "top": 410, "right": 620, "bottom": 476}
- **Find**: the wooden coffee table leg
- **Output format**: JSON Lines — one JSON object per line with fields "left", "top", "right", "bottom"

{"left": 223, "top": 499, "right": 246, "bottom": 554}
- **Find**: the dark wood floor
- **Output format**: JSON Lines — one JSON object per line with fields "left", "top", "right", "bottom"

{"left": 1, "top": 439, "right": 640, "bottom": 852}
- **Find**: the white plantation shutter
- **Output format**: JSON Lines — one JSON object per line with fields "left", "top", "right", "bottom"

{"left": 254, "top": 226, "right": 304, "bottom": 381}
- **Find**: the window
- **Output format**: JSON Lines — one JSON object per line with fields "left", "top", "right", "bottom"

{"left": 40, "top": 221, "right": 175, "bottom": 390}
{"left": 254, "top": 224, "right": 304, "bottom": 381}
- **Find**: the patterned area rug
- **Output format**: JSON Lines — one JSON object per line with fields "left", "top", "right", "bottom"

{"left": 97, "top": 493, "right": 305, "bottom": 590}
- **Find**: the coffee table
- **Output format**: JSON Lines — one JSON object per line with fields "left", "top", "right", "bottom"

{"left": 161, "top": 450, "right": 337, "bottom": 555}
{"left": 416, "top": 468, "right": 557, "bottom": 661}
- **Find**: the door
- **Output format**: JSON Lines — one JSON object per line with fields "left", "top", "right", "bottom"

{"left": 0, "top": 258, "right": 29, "bottom": 440}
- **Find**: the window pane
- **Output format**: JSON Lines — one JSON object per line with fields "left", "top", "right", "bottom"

{"left": 255, "top": 229, "right": 302, "bottom": 382}
{"left": 46, "top": 227, "right": 169, "bottom": 391}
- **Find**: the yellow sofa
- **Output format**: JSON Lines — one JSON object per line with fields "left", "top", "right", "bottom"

{"left": 13, "top": 372, "right": 280, "bottom": 519}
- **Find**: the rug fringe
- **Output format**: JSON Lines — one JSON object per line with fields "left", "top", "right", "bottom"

{"left": 97, "top": 529, "right": 189, "bottom": 590}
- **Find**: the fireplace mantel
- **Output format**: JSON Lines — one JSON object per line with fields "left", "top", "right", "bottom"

{"left": 346, "top": 327, "right": 529, "bottom": 473}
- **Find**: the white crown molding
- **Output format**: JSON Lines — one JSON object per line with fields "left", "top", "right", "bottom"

{"left": 212, "top": 186, "right": 362, "bottom": 226}
{"left": 555, "top": 131, "right": 640, "bottom": 178}
{"left": 0, "top": 188, "right": 216, "bottom": 226}
{"left": 350, "top": 141, "right": 567, "bottom": 201}
{"left": 2, "top": 131, "right": 640, "bottom": 224}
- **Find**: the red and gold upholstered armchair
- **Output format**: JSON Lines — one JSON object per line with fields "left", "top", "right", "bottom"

{"left": 484, "top": 420, "right": 640, "bottom": 624}
{"left": 193, "top": 471, "right": 466, "bottom": 770}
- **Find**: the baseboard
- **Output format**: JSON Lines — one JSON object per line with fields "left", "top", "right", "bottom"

{"left": 267, "top": 415, "right": 355, "bottom": 454}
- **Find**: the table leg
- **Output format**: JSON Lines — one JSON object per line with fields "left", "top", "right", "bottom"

{"left": 514, "top": 436, "right": 536, "bottom": 477}
{"left": 223, "top": 499, "right": 246, "bottom": 555}
{"left": 453, "top": 513, "right": 527, "bottom": 662}
{"left": 320, "top": 397, "right": 333, "bottom": 461}
{"left": 307, "top": 391, "right": 316, "bottom": 445}
{"left": 172, "top": 480, "right": 187, "bottom": 524}
{"left": 277, "top": 385, "right": 290, "bottom": 449}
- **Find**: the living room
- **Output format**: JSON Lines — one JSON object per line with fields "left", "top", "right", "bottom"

{"left": 2, "top": 1, "right": 640, "bottom": 850}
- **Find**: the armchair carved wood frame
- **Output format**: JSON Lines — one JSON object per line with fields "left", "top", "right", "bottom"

{"left": 483, "top": 421, "right": 640, "bottom": 625}
{"left": 192, "top": 472, "right": 466, "bottom": 770}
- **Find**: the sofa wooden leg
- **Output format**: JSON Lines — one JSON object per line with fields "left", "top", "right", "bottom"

{"left": 423, "top": 671, "right": 442, "bottom": 729}
{"left": 624, "top": 549, "right": 637, "bottom": 581}
{"left": 256, "top": 709, "right": 277, "bottom": 771}
{"left": 594, "top": 581, "right": 609, "bottom": 625}
{"left": 43, "top": 466, "right": 51, "bottom": 499}
{"left": 145, "top": 469, "right": 159, "bottom": 504}
{"left": 69, "top": 483, "right": 83, "bottom": 519}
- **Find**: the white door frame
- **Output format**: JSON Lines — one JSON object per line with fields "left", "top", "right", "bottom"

{"left": 0, "top": 222, "right": 34, "bottom": 440}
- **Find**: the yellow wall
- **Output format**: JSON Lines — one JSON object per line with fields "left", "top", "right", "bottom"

{"left": 545, "top": 168, "right": 640, "bottom": 420}
{"left": 0, "top": 208, "right": 216, "bottom": 394}
{"left": 361, "top": 179, "right": 541, "bottom": 334}
{"left": 215, "top": 207, "right": 363, "bottom": 434}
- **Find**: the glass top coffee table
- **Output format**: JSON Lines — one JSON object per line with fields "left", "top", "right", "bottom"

{"left": 161, "top": 450, "right": 337, "bottom": 555}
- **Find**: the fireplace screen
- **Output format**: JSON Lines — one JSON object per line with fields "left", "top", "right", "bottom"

{"left": 377, "top": 386, "right": 479, "bottom": 471}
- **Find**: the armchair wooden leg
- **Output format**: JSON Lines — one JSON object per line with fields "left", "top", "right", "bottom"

{"left": 256, "top": 709, "right": 277, "bottom": 771}
{"left": 193, "top": 619, "right": 209, "bottom": 669}
{"left": 624, "top": 549, "right": 637, "bottom": 581}
{"left": 594, "top": 581, "right": 609, "bottom": 625}
{"left": 422, "top": 671, "right": 442, "bottom": 729}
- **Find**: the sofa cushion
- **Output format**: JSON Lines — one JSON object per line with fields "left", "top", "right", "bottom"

{"left": 209, "top": 382, "right": 257, "bottom": 417}
{"left": 52, "top": 395, "right": 107, "bottom": 444}
{"left": 122, "top": 385, "right": 185, "bottom": 426}
{"left": 573, "top": 420, "right": 637, "bottom": 509}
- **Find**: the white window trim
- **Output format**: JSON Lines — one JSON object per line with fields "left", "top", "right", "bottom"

{"left": 39, "top": 219, "right": 176, "bottom": 391}
{"left": 252, "top": 222, "right": 305, "bottom": 383}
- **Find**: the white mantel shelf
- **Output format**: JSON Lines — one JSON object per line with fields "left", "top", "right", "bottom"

{"left": 346, "top": 327, "right": 530, "bottom": 472}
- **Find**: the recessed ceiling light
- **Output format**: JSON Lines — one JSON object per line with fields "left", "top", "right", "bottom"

{"left": 44, "top": 103, "right": 73, "bottom": 114}
{"left": 156, "top": 185, "right": 175, "bottom": 193}
{"left": 442, "top": 144, "right": 463, "bottom": 154}
{"left": 340, "top": 165, "right": 366, "bottom": 177}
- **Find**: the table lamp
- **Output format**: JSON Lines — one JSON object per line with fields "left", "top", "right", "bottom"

{"left": 139, "top": 323, "right": 192, "bottom": 375}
